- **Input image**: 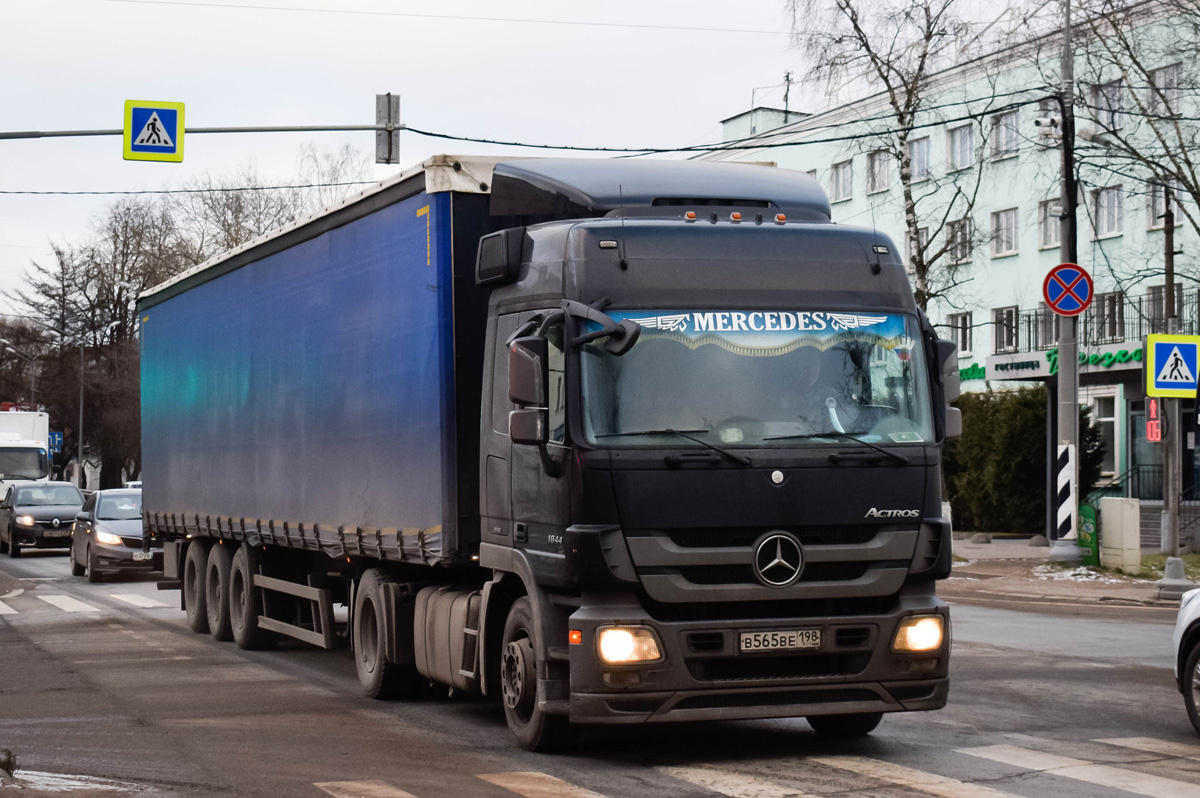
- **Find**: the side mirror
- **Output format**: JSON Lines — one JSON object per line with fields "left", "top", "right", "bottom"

{"left": 75, "top": 511, "right": 89, "bottom": 522}
{"left": 509, "top": 336, "right": 547, "bottom": 406}
{"left": 509, "top": 408, "right": 548, "bottom": 446}
{"left": 936, "top": 339, "right": 960, "bottom": 403}
{"left": 476, "top": 228, "right": 525, "bottom": 286}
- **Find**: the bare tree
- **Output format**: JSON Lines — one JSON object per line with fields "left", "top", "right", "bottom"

{"left": 785, "top": 0, "right": 1023, "bottom": 309}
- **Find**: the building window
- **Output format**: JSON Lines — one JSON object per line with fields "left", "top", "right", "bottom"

{"left": 867, "top": 150, "right": 891, "bottom": 193}
{"left": 994, "top": 306, "right": 1019, "bottom": 353}
{"left": 1091, "top": 291, "right": 1125, "bottom": 343}
{"left": 1092, "top": 395, "right": 1117, "bottom": 476}
{"left": 991, "top": 208, "right": 1019, "bottom": 256}
{"left": 1148, "top": 63, "right": 1182, "bottom": 116}
{"left": 948, "top": 125, "right": 974, "bottom": 171}
{"left": 905, "top": 226, "right": 930, "bottom": 275}
{"left": 1036, "top": 302, "right": 1060, "bottom": 350}
{"left": 1147, "top": 283, "right": 1184, "bottom": 330}
{"left": 947, "top": 312, "right": 972, "bottom": 355}
{"left": 909, "top": 137, "right": 930, "bottom": 181}
{"left": 948, "top": 218, "right": 972, "bottom": 264}
{"left": 992, "top": 111, "right": 1019, "bottom": 158}
{"left": 1092, "top": 80, "right": 1123, "bottom": 129}
{"left": 1037, "top": 97, "right": 1061, "bottom": 145}
{"left": 1038, "top": 199, "right": 1061, "bottom": 249}
{"left": 1149, "top": 180, "right": 1184, "bottom": 229}
{"left": 831, "top": 160, "right": 853, "bottom": 202}
{"left": 1093, "top": 186, "right": 1123, "bottom": 238}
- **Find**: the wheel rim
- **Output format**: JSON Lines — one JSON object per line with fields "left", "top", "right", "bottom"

{"left": 1191, "top": 662, "right": 1200, "bottom": 710}
{"left": 230, "top": 568, "right": 246, "bottom": 627}
{"left": 359, "top": 598, "right": 379, "bottom": 673}
{"left": 501, "top": 636, "right": 536, "bottom": 721}
{"left": 208, "top": 565, "right": 221, "bottom": 609}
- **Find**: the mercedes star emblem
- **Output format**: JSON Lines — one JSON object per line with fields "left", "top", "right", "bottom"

{"left": 753, "top": 532, "right": 804, "bottom": 587}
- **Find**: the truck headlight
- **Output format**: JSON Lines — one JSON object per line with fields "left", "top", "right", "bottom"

{"left": 16, "top": 515, "right": 35, "bottom": 527}
{"left": 95, "top": 531, "right": 123, "bottom": 545}
{"left": 892, "top": 615, "right": 944, "bottom": 653}
{"left": 596, "top": 626, "right": 663, "bottom": 665}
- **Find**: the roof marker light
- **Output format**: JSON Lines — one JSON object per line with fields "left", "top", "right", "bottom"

{"left": 775, "top": 213, "right": 787, "bottom": 224}
{"left": 730, "top": 212, "right": 742, "bottom": 222}
{"left": 599, "top": 240, "right": 619, "bottom": 249}
{"left": 685, "top": 211, "right": 697, "bottom": 221}
{"left": 872, "top": 245, "right": 890, "bottom": 254}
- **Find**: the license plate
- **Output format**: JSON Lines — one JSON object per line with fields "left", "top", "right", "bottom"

{"left": 739, "top": 629, "right": 821, "bottom": 653}
{"left": 132, "top": 551, "right": 153, "bottom": 562}
{"left": 41, "top": 529, "right": 70, "bottom": 538}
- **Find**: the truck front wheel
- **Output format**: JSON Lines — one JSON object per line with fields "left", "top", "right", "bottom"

{"left": 182, "top": 540, "right": 211, "bottom": 634}
{"left": 500, "top": 597, "right": 572, "bottom": 752}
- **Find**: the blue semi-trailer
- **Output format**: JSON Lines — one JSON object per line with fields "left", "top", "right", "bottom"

{"left": 139, "top": 154, "right": 961, "bottom": 750}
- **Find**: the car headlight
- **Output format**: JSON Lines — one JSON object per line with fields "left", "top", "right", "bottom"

{"left": 95, "top": 531, "right": 123, "bottom": 545}
{"left": 892, "top": 615, "right": 945, "bottom": 653}
{"left": 596, "top": 626, "right": 664, "bottom": 665}
{"left": 15, "top": 515, "right": 35, "bottom": 527}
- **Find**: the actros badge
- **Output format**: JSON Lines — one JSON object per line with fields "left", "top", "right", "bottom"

{"left": 753, "top": 532, "right": 805, "bottom": 587}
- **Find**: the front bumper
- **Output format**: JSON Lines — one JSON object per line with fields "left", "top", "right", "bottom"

{"left": 14, "top": 526, "right": 73, "bottom": 548}
{"left": 92, "top": 543, "right": 163, "bottom": 573}
{"left": 564, "top": 588, "right": 949, "bottom": 724}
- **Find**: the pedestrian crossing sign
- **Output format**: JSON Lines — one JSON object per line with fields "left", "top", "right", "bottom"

{"left": 123, "top": 100, "right": 184, "bottom": 162}
{"left": 1146, "top": 334, "right": 1200, "bottom": 397}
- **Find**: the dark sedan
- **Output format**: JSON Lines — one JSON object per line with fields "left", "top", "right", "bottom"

{"left": 69, "top": 489, "right": 160, "bottom": 582}
{"left": 0, "top": 482, "right": 84, "bottom": 557}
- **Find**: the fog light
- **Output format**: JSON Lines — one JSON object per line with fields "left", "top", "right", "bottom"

{"left": 597, "top": 626, "right": 663, "bottom": 665}
{"left": 893, "top": 615, "right": 944, "bottom": 653}
{"left": 16, "top": 515, "right": 34, "bottom": 527}
{"left": 95, "top": 531, "right": 122, "bottom": 545}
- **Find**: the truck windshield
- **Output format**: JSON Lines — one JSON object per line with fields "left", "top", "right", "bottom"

{"left": 0, "top": 447, "right": 50, "bottom": 480}
{"left": 580, "top": 310, "right": 934, "bottom": 447}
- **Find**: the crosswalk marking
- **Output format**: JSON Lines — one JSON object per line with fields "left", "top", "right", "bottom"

{"left": 1098, "top": 736, "right": 1200, "bottom": 761}
{"left": 38, "top": 595, "right": 101, "bottom": 613}
{"left": 111, "top": 594, "right": 168, "bottom": 608}
{"left": 958, "top": 744, "right": 1200, "bottom": 798}
{"left": 314, "top": 780, "right": 419, "bottom": 798}
{"left": 659, "top": 765, "right": 820, "bottom": 797}
{"left": 809, "top": 756, "right": 1022, "bottom": 798}
{"left": 477, "top": 772, "right": 609, "bottom": 798}
{"left": 0, "top": 599, "right": 15, "bottom": 615}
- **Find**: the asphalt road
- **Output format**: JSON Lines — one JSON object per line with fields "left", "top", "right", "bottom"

{"left": 2, "top": 549, "right": 1199, "bottom": 798}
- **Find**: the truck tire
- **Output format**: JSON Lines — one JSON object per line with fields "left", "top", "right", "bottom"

{"left": 353, "top": 568, "right": 424, "bottom": 699}
{"left": 807, "top": 712, "right": 883, "bottom": 737}
{"left": 229, "top": 544, "right": 276, "bottom": 650}
{"left": 500, "top": 597, "right": 572, "bottom": 752}
{"left": 182, "top": 539, "right": 211, "bottom": 634}
{"left": 205, "top": 543, "right": 234, "bottom": 641}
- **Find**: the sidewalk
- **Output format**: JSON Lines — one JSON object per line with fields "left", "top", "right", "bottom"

{"left": 942, "top": 536, "right": 1181, "bottom": 611}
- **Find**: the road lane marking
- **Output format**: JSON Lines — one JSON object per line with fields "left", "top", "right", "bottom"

{"left": 110, "top": 593, "right": 168, "bottom": 608}
{"left": 478, "top": 772, "right": 609, "bottom": 798}
{"left": 957, "top": 744, "right": 1200, "bottom": 798}
{"left": 38, "top": 595, "right": 101, "bottom": 612}
{"left": 0, "top": 600, "right": 14, "bottom": 615}
{"left": 1098, "top": 737, "right": 1200, "bottom": 760}
{"left": 0, "top": 588, "right": 24, "bottom": 599}
{"left": 660, "top": 765, "right": 820, "bottom": 797}
{"left": 809, "top": 756, "right": 1022, "bottom": 798}
{"left": 314, "top": 780, "right": 419, "bottom": 798}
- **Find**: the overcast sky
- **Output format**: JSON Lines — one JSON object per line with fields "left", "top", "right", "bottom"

{"left": 1, "top": 0, "right": 815, "bottom": 315}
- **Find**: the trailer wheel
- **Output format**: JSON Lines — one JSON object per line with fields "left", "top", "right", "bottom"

{"left": 500, "top": 597, "right": 572, "bottom": 752}
{"left": 205, "top": 543, "right": 234, "bottom": 641}
{"left": 182, "top": 540, "right": 211, "bottom": 634}
{"left": 806, "top": 712, "right": 883, "bottom": 737}
{"left": 353, "top": 568, "right": 424, "bottom": 699}
{"left": 229, "top": 545, "right": 276, "bottom": 650}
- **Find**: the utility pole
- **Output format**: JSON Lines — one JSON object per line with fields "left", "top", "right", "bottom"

{"left": 1050, "top": 0, "right": 1082, "bottom": 564}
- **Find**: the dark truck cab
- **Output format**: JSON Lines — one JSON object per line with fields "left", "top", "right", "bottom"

{"left": 140, "top": 156, "right": 959, "bottom": 751}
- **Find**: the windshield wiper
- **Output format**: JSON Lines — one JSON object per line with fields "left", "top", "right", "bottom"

{"left": 594, "top": 428, "right": 751, "bottom": 466}
{"left": 763, "top": 431, "right": 910, "bottom": 465}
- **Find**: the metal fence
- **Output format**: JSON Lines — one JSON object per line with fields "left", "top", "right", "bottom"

{"left": 994, "top": 289, "right": 1200, "bottom": 354}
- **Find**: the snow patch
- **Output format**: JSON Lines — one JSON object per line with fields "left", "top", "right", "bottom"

{"left": 1033, "top": 565, "right": 1129, "bottom": 584}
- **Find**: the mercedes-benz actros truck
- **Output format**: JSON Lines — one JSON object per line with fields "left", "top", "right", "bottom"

{"left": 139, "top": 155, "right": 961, "bottom": 750}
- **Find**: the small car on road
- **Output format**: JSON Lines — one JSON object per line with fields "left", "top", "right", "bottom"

{"left": 69, "top": 488, "right": 159, "bottom": 582}
{"left": 0, "top": 481, "right": 84, "bottom": 557}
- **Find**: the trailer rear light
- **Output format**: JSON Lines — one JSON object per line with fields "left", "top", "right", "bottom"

{"left": 569, "top": 629, "right": 583, "bottom": 645}
{"left": 775, "top": 213, "right": 787, "bottom": 224}
{"left": 892, "top": 615, "right": 944, "bottom": 653}
{"left": 730, "top": 212, "right": 742, "bottom": 222}
{"left": 596, "top": 626, "right": 663, "bottom": 665}
{"left": 684, "top": 211, "right": 697, "bottom": 221}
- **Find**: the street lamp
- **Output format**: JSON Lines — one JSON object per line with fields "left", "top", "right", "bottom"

{"left": 0, "top": 338, "right": 37, "bottom": 411}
